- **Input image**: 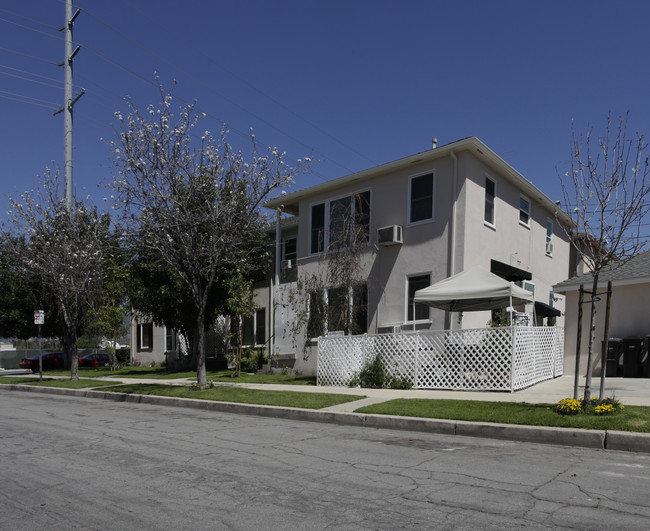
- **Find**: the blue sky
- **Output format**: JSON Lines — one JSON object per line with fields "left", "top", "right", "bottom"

{"left": 1, "top": 0, "right": 649, "bottom": 230}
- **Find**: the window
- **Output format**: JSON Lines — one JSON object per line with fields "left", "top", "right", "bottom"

{"left": 517, "top": 280, "right": 535, "bottom": 296}
{"left": 545, "top": 219, "right": 553, "bottom": 256}
{"left": 309, "top": 191, "right": 371, "bottom": 253}
{"left": 409, "top": 173, "right": 434, "bottom": 224}
{"left": 484, "top": 176, "right": 495, "bottom": 225}
{"left": 519, "top": 196, "right": 530, "bottom": 226}
{"left": 310, "top": 203, "right": 325, "bottom": 254}
{"left": 283, "top": 237, "right": 296, "bottom": 263}
{"left": 165, "top": 328, "right": 177, "bottom": 352}
{"left": 137, "top": 322, "right": 153, "bottom": 350}
{"left": 407, "top": 274, "right": 431, "bottom": 322}
{"left": 242, "top": 308, "right": 266, "bottom": 347}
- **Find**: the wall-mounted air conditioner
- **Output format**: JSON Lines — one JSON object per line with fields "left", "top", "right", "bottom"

{"left": 281, "top": 259, "right": 293, "bottom": 270}
{"left": 377, "top": 225, "right": 403, "bottom": 246}
{"left": 377, "top": 324, "right": 401, "bottom": 334}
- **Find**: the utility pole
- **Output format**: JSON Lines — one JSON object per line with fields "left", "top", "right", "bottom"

{"left": 54, "top": 0, "right": 85, "bottom": 213}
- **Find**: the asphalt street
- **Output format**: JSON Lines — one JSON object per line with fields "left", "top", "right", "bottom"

{"left": 2, "top": 390, "right": 650, "bottom": 530}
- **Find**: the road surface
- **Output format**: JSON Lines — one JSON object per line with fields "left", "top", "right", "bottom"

{"left": 1, "top": 390, "right": 649, "bottom": 530}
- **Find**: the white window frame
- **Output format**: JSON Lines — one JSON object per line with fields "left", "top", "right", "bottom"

{"left": 308, "top": 190, "right": 371, "bottom": 255}
{"left": 408, "top": 171, "right": 435, "bottom": 225}
{"left": 484, "top": 175, "right": 496, "bottom": 228}
{"left": 164, "top": 327, "right": 177, "bottom": 353}
{"left": 545, "top": 219, "right": 553, "bottom": 256}
{"left": 406, "top": 273, "right": 431, "bottom": 323}
{"left": 242, "top": 308, "right": 266, "bottom": 347}
{"left": 138, "top": 322, "right": 153, "bottom": 350}
{"left": 519, "top": 195, "right": 531, "bottom": 228}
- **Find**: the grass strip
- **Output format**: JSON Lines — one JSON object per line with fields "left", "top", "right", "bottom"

{"left": 43, "top": 367, "right": 318, "bottom": 385}
{"left": 99, "top": 383, "right": 361, "bottom": 409}
{"left": 0, "top": 377, "right": 121, "bottom": 389}
{"left": 355, "top": 399, "right": 650, "bottom": 433}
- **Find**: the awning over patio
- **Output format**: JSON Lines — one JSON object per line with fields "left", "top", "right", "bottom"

{"left": 490, "top": 259, "right": 532, "bottom": 282}
{"left": 534, "top": 300, "right": 561, "bottom": 318}
{"left": 414, "top": 266, "right": 534, "bottom": 312}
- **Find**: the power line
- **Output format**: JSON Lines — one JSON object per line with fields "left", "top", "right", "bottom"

{"left": 119, "top": 0, "right": 378, "bottom": 168}
{"left": 0, "top": 46, "right": 58, "bottom": 65}
{"left": 75, "top": 7, "right": 355, "bottom": 176}
{"left": 0, "top": 92, "right": 58, "bottom": 110}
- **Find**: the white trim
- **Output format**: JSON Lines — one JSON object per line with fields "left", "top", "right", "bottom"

{"left": 407, "top": 170, "right": 436, "bottom": 226}
{"left": 545, "top": 218, "right": 554, "bottom": 256}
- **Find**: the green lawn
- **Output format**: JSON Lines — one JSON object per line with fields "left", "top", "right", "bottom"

{"left": 41, "top": 367, "right": 318, "bottom": 385}
{"left": 355, "top": 398, "right": 650, "bottom": 433}
{"left": 0, "top": 377, "right": 119, "bottom": 388}
{"left": 99, "top": 383, "right": 360, "bottom": 409}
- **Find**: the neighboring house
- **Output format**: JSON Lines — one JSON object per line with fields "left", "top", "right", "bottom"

{"left": 263, "top": 136, "right": 575, "bottom": 374}
{"left": 130, "top": 319, "right": 180, "bottom": 367}
{"left": 553, "top": 249, "right": 650, "bottom": 377}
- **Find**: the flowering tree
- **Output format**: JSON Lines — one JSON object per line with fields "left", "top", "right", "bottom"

{"left": 4, "top": 171, "right": 110, "bottom": 378}
{"left": 111, "top": 86, "right": 306, "bottom": 388}
{"left": 559, "top": 113, "right": 650, "bottom": 400}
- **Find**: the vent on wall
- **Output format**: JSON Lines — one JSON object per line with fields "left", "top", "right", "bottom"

{"left": 377, "top": 225, "right": 403, "bottom": 246}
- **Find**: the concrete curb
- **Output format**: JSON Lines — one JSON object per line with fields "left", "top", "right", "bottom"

{"left": 4, "top": 384, "right": 649, "bottom": 454}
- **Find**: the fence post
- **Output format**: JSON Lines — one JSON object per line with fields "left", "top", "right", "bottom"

{"left": 509, "top": 326, "right": 516, "bottom": 392}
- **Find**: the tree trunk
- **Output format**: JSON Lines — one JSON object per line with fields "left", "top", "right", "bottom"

{"left": 599, "top": 281, "right": 613, "bottom": 398}
{"left": 583, "top": 272, "right": 600, "bottom": 401}
{"left": 65, "top": 329, "right": 79, "bottom": 380}
{"left": 195, "top": 309, "right": 207, "bottom": 388}
{"left": 573, "top": 285, "right": 584, "bottom": 400}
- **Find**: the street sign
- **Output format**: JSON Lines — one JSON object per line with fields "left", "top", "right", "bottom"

{"left": 34, "top": 310, "right": 45, "bottom": 325}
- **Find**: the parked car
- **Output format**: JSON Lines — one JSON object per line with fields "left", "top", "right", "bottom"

{"left": 78, "top": 353, "right": 111, "bottom": 368}
{"left": 19, "top": 352, "right": 64, "bottom": 372}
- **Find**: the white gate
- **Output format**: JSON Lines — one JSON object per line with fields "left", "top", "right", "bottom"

{"left": 317, "top": 326, "right": 564, "bottom": 391}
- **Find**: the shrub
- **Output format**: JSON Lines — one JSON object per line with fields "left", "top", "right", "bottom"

{"left": 554, "top": 396, "right": 624, "bottom": 416}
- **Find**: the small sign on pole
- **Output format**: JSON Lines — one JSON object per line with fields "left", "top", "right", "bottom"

{"left": 34, "top": 310, "right": 44, "bottom": 381}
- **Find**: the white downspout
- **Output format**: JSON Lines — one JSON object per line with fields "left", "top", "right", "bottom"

{"left": 448, "top": 149, "right": 458, "bottom": 329}
{"left": 272, "top": 208, "right": 282, "bottom": 361}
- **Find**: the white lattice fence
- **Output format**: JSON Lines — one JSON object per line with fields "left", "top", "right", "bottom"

{"left": 318, "top": 327, "right": 564, "bottom": 391}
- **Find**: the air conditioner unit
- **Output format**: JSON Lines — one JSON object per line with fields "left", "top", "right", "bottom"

{"left": 281, "top": 259, "right": 293, "bottom": 270}
{"left": 377, "top": 225, "right": 403, "bottom": 246}
{"left": 545, "top": 241, "right": 553, "bottom": 255}
{"left": 377, "top": 324, "right": 401, "bottom": 334}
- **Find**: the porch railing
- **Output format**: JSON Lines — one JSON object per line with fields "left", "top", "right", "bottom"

{"left": 317, "top": 326, "right": 564, "bottom": 391}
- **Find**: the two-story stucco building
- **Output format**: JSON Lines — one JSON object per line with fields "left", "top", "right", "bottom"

{"left": 262, "top": 137, "right": 575, "bottom": 374}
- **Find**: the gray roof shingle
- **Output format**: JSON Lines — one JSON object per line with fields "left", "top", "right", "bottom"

{"left": 554, "top": 249, "right": 650, "bottom": 291}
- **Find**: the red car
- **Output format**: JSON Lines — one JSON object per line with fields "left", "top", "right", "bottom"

{"left": 78, "top": 353, "right": 111, "bottom": 368}
{"left": 19, "top": 352, "right": 65, "bottom": 371}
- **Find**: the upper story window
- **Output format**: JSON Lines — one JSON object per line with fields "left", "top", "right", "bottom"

{"left": 409, "top": 172, "right": 434, "bottom": 224}
{"left": 407, "top": 273, "right": 431, "bottom": 322}
{"left": 545, "top": 219, "right": 553, "bottom": 256}
{"left": 310, "top": 191, "right": 371, "bottom": 254}
{"left": 283, "top": 237, "right": 297, "bottom": 263}
{"left": 519, "top": 196, "right": 530, "bottom": 227}
{"left": 484, "top": 176, "right": 495, "bottom": 226}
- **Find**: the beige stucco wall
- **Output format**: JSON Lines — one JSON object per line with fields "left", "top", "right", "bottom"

{"left": 561, "top": 281, "right": 650, "bottom": 375}
{"left": 130, "top": 320, "right": 169, "bottom": 366}
{"left": 459, "top": 153, "right": 570, "bottom": 329}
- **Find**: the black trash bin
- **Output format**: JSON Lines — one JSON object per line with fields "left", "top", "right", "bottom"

{"left": 623, "top": 337, "right": 644, "bottom": 378}
{"left": 643, "top": 336, "right": 650, "bottom": 378}
{"left": 603, "top": 338, "right": 623, "bottom": 377}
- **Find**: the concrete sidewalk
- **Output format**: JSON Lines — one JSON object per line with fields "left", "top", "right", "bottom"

{"left": 84, "top": 374, "right": 650, "bottom": 410}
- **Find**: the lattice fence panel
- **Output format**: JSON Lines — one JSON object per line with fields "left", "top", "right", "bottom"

{"left": 318, "top": 327, "right": 564, "bottom": 391}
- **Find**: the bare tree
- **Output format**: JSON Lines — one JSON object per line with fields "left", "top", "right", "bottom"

{"left": 111, "top": 86, "right": 307, "bottom": 388}
{"left": 559, "top": 112, "right": 650, "bottom": 400}
{"left": 4, "top": 170, "right": 109, "bottom": 378}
